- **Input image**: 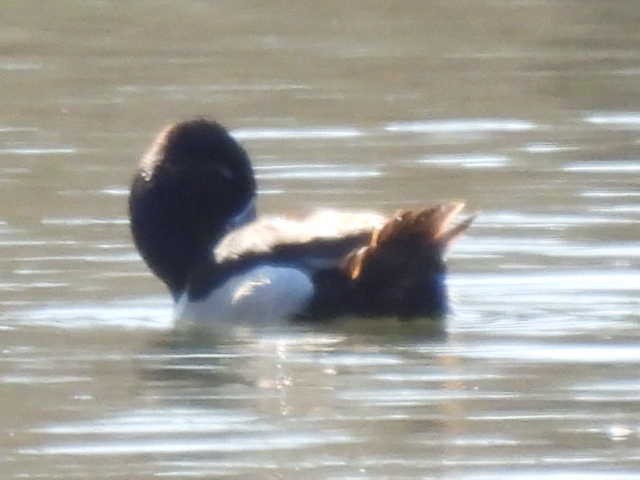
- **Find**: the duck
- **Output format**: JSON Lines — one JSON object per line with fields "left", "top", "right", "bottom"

{"left": 129, "top": 118, "right": 474, "bottom": 324}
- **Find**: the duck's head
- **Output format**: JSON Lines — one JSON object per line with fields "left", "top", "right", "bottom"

{"left": 129, "top": 119, "right": 256, "bottom": 298}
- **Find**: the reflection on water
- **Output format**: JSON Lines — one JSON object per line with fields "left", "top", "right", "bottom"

{"left": 2, "top": 0, "right": 640, "bottom": 478}
{"left": 232, "top": 127, "right": 364, "bottom": 140}
{"left": 385, "top": 119, "right": 537, "bottom": 133}
{"left": 585, "top": 113, "right": 640, "bottom": 127}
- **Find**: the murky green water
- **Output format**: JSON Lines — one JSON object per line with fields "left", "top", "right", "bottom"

{"left": 1, "top": 1, "right": 640, "bottom": 478}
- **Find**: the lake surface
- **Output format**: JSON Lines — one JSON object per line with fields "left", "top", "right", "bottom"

{"left": 2, "top": 1, "right": 640, "bottom": 478}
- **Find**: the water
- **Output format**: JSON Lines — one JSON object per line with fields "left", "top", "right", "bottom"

{"left": 2, "top": 0, "right": 640, "bottom": 478}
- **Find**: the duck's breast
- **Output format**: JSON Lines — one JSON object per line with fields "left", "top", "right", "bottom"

{"left": 175, "top": 264, "right": 313, "bottom": 324}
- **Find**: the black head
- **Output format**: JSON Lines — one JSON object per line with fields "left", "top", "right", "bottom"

{"left": 129, "top": 119, "right": 256, "bottom": 298}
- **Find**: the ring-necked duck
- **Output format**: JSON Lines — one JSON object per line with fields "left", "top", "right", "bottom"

{"left": 129, "top": 119, "right": 474, "bottom": 324}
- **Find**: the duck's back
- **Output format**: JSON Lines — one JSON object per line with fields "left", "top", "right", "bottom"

{"left": 214, "top": 209, "right": 385, "bottom": 263}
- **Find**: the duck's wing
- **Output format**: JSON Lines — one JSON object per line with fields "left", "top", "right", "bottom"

{"left": 213, "top": 209, "right": 386, "bottom": 270}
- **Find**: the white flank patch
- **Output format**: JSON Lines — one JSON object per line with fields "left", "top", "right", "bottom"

{"left": 175, "top": 265, "right": 313, "bottom": 324}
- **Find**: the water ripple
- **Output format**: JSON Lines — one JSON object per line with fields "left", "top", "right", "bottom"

{"left": 453, "top": 342, "right": 640, "bottom": 364}
{"left": 585, "top": 112, "right": 640, "bottom": 127}
{"left": 22, "top": 431, "right": 356, "bottom": 456}
{"left": 232, "top": 127, "right": 363, "bottom": 140}
{"left": 564, "top": 161, "right": 640, "bottom": 173}
{"left": 385, "top": 118, "right": 537, "bottom": 134}
{"left": 418, "top": 154, "right": 510, "bottom": 168}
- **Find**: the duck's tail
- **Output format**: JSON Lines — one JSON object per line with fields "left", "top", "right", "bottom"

{"left": 342, "top": 202, "right": 475, "bottom": 317}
